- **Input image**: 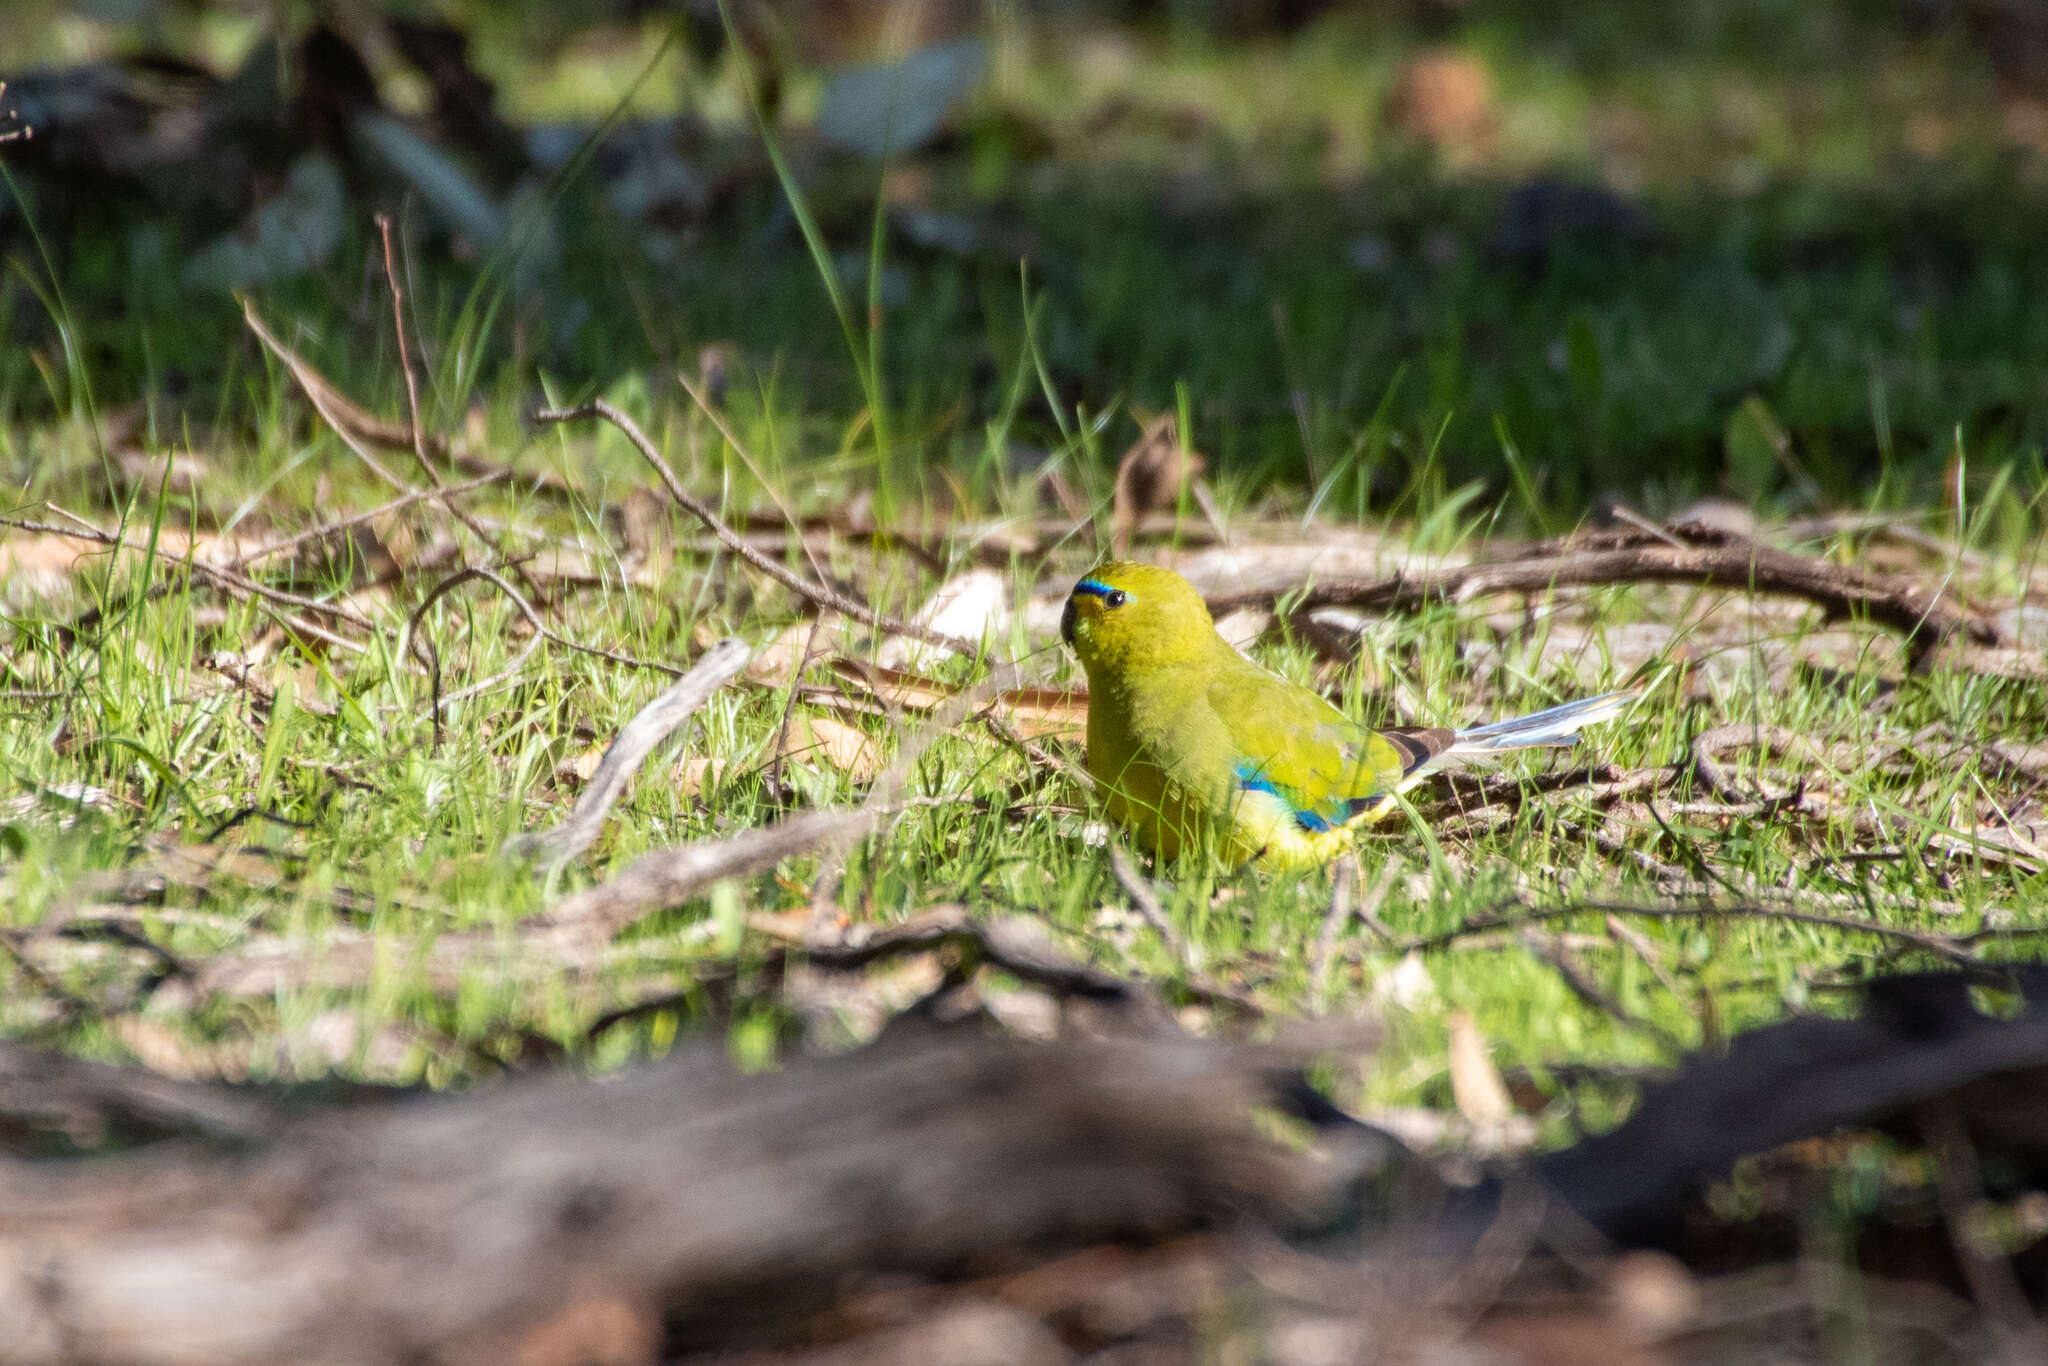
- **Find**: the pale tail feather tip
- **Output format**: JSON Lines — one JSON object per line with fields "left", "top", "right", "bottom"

{"left": 1453, "top": 686, "right": 1642, "bottom": 753}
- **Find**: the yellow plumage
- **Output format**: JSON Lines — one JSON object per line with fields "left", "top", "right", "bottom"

{"left": 1060, "top": 562, "right": 1638, "bottom": 869}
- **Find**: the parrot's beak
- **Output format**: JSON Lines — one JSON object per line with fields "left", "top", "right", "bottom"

{"left": 1059, "top": 596, "right": 1078, "bottom": 647}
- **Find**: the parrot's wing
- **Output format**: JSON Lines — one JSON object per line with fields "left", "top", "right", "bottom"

{"left": 1207, "top": 666, "right": 1413, "bottom": 833}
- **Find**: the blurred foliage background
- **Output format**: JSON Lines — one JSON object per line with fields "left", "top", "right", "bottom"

{"left": 3, "top": 0, "right": 2046, "bottom": 517}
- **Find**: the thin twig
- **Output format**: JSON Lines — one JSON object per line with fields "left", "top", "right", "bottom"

{"left": 1309, "top": 858, "right": 1357, "bottom": 1013}
{"left": 401, "top": 563, "right": 686, "bottom": 747}
{"left": 1108, "top": 842, "right": 1192, "bottom": 972}
{"left": 533, "top": 401, "right": 988, "bottom": 664}
{"left": 504, "top": 639, "right": 751, "bottom": 870}
{"left": 377, "top": 213, "right": 442, "bottom": 493}
{"left": 1402, "top": 897, "right": 2048, "bottom": 965}
{"left": 225, "top": 470, "right": 510, "bottom": 573}
{"left": 761, "top": 905, "right": 1167, "bottom": 1015}
{"left": 676, "top": 369, "right": 843, "bottom": 602}
{"left": 1517, "top": 927, "right": 1687, "bottom": 1054}
{"left": 0, "top": 512, "right": 376, "bottom": 638}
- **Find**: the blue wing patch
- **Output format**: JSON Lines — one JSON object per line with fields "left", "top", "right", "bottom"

{"left": 1236, "top": 763, "right": 1342, "bottom": 833}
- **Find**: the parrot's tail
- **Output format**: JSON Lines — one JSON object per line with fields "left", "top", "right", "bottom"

{"left": 1381, "top": 685, "right": 1642, "bottom": 793}
{"left": 1449, "top": 686, "right": 1642, "bottom": 758}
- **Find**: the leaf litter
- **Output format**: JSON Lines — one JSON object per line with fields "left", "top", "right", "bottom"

{"left": 2, "top": 320, "right": 2047, "bottom": 1362}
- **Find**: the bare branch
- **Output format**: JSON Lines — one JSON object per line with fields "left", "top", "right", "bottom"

{"left": 1207, "top": 520, "right": 2000, "bottom": 666}
{"left": 503, "top": 639, "right": 751, "bottom": 869}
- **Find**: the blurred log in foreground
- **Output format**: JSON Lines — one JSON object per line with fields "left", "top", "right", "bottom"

{"left": 15, "top": 965, "right": 2048, "bottom": 1363}
{"left": 0, "top": 1030, "right": 1396, "bottom": 1365}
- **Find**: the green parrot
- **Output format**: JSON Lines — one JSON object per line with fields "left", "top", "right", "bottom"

{"left": 1059, "top": 561, "right": 1639, "bottom": 868}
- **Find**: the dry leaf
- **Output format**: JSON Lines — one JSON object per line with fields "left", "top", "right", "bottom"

{"left": 1447, "top": 1009, "right": 1513, "bottom": 1128}
{"left": 674, "top": 756, "right": 731, "bottom": 799}
{"left": 878, "top": 567, "right": 1011, "bottom": 668}
{"left": 1111, "top": 414, "right": 1204, "bottom": 554}
{"left": 556, "top": 743, "right": 606, "bottom": 788}
{"left": 746, "top": 623, "right": 820, "bottom": 687}
{"left": 1, "top": 523, "right": 267, "bottom": 599}
{"left": 828, "top": 658, "right": 1086, "bottom": 739}
{"left": 780, "top": 714, "right": 884, "bottom": 782}
{"left": 243, "top": 300, "right": 442, "bottom": 457}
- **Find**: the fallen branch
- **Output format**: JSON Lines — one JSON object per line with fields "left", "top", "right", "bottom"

{"left": 0, "top": 1041, "right": 282, "bottom": 1146}
{"left": 1207, "top": 520, "right": 2001, "bottom": 666}
{"left": 532, "top": 807, "right": 876, "bottom": 950}
{"left": 766, "top": 905, "right": 1171, "bottom": 1016}
{"left": 1403, "top": 897, "right": 2048, "bottom": 966}
{"left": 503, "top": 639, "right": 750, "bottom": 869}
{"left": 0, "top": 1031, "right": 1376, "bottom": 1365}
{"left": 182, "top": 809, "right": 877, "bottom": 1001}
{"left": 1537, "top": 964, "right": 2048, "bottom": 1241}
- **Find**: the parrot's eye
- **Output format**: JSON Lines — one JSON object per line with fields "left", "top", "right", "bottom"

{"left": 1104, "top": 589, "right": 1129, "bottom": 609}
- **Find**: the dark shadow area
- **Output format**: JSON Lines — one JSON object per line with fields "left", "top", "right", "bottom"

{"left": 3, "top": 0, "right": 2045, "bottom": 514}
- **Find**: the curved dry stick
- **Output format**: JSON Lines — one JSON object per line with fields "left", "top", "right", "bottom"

{"left": 1688, "top": 723, "right": 1813, "bottom": 808}
{"left": 533, "top": 401, "right": 988, "bottom": 664}
{"left": 1206, "top": 520, "right": 2000, "bottom": 666}
{"left": 503, "top": 639, "right": 751, "bottom": 870}
{"left": 183, "top": 809, "right": 883, "bottom": 1002}
{"left": 402, "top": 563, "right": 684, "bottom": 748}
{"left": 780, "top": 905, "right": 1161, "bottom": 1008}
{"left": 1401, "top": 897, "right": 2048, "bottom": 966}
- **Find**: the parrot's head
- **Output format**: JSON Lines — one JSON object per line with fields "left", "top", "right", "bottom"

{"left": 1061, "top": 561, "right": 1218, "bottom": 677}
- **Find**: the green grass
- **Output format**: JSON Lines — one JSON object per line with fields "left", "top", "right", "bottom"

{"left": 2, "top": 364, "right": 2044, "bottom": 1141}
{"left": 2, "top": 3, "right": 2046, "bottom": 1145}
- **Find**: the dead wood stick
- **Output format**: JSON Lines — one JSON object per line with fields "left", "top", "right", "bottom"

{"left": 768, "top": 906, "right": 1163, "bottom": 1011}
{"left": 1309, "top": 858, "right": 1358, "bottom": 1014}
{"left": 524, "top": 807, "right": 882, "bottom": 949}
{"left": 1205, "top": 520, "right": 1999, "bottom": 664}
{"left": 0, "top": 1032, "right": 1373, "bottom": 1365}
{"left": 0, "top": 1041, "right": 282, "bottom": 1145}
{"left": 533, "top": 401, "right": 987, "bottom": 664}
{"left": 1516, "top": 928, "right": 1687, "bottom": 1054}
{"left": 183, "top": 809, "right": 877, "bottom": 1001}
{"left": 503, "top": 639, "right": 750, "bottom": 868}
{"left": 1107, "top": 842, "right": 1191, "bottom": 971}
{"left": 1401, "top": 898, "right": 2045, "bottom": 965}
